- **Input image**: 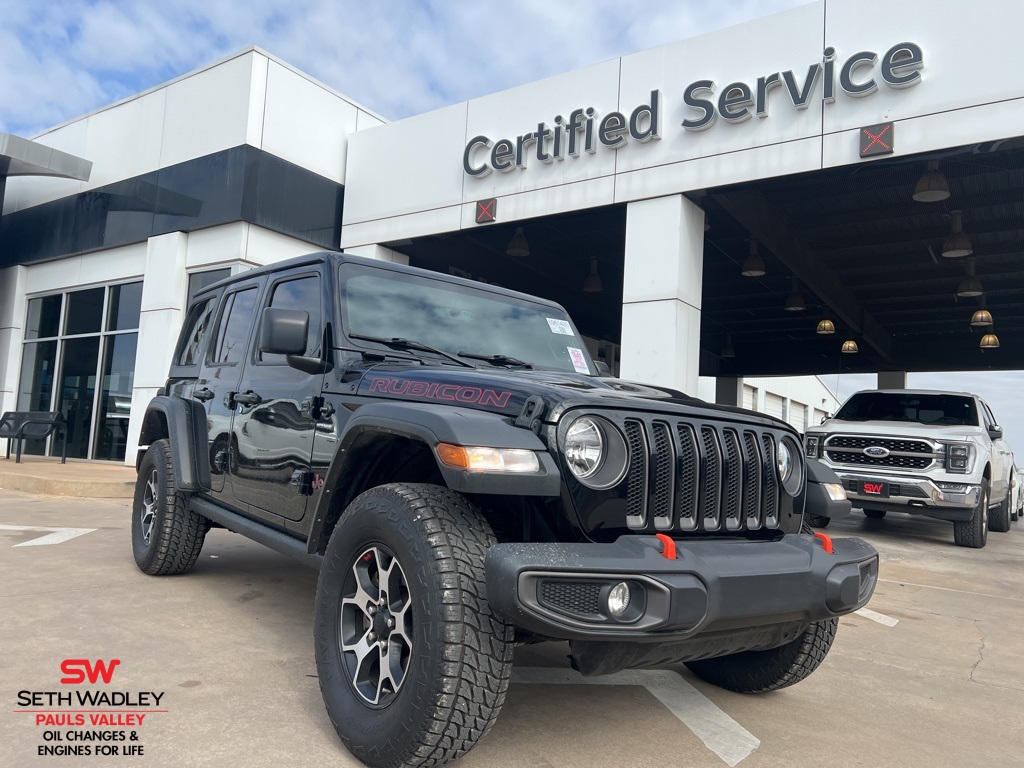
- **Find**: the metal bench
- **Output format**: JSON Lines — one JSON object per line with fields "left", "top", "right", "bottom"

{"left": 0, "top": 411, "right": 67, "bottom": 464}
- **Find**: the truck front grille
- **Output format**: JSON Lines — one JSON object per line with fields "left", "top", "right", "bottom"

{"left": 824, "top": 434, "right": 938, "bottom": 470}
{"left": 621, "top": 417, "right": 780, "bottom": 533}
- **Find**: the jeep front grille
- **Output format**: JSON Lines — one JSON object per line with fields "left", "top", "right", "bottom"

{"left": 824, "top": 434, "right": 939, "bottom": 470}
{"left": 622, "top": 418, "right": 780, "bottom": 532}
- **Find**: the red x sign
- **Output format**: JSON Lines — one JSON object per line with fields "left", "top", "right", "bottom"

{"left": 860, "top": 122, "right": 894, "bottom": 158}
{"left": 475, "top": 198, "right": 496, "bottom": 224}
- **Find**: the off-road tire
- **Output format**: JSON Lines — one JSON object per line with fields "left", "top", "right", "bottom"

{"left": 989, "top": 491, "right": 1011, "bottom": 533}
{"left": 131, "top": 439, "right": 207, "bottom": 575}
{"left": 953, "top": 478, "right": 988, "bottom": 548}
{"left": 863, "top": 509, "right": 886, "bottom": 519}
{"left": 685, "top": 618, "right": 839, "bottom": 693}
{"left": 315, "top": 483, "right": 514, "bottom": 768}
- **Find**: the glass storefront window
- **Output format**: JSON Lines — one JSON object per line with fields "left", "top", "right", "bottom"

{"left": 65, "top": 287, "right": 104, "bottom": 335}
{"left": 18, "top": 281, "right": 143, "bottom": 462}
{"left": 24, "top": 295, "right": 62, "bottom": 340}
{"left": 187, "top": 268, "right": 231, "bottom": 299}
{"left": 107, "top": 282, "right": 143, "bottom": 331}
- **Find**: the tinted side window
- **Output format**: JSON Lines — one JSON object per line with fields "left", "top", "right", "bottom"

{"left": 176, "top": 297, "right": 217, "bottom": 366}
{"left": 981, "top": 401, "right": 997, "bottom": 429}
{"left": 211, "top": 288, "right": 258, "bottom": 365}
{"left": 259, "top": 275, "right": 322, "bottom": 365}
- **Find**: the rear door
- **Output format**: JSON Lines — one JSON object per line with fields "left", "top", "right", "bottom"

{"left": 228, "top": 270, "right": 325, "bottom": 523}
{"left": 194, "top": 277, "right": 264, "bottom": 498}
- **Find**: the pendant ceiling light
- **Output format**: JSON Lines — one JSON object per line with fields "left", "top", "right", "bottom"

{"left": 741, "top": 239, "right": 766, "bottom": 277}
{"left": 841, "top": 339, "right": 859, "bottom": 354}
{"left": 956, "top": 259, "right": 983, "bottom": 298}
{"left": 582, "top": 257, "right": 603, "bottom": 293}
{"left": 816, "top": 318, "right": 836, "bottom": 335}
{"left": 784, "top": 277, "right": 805, "bottom": 311}
{"left": 506, "top": 226, "right": 530, "bottom": 257}
{"left": 980, "top": 333, "right": 1000, "bottom": 349}
{"left": 912, "top": 160, "right": 951, "bottom": 203}
{"left": 941, "top": 210, "right": 973, "bottom": 258}
{"left": 971, "top": 308, "right": 993, "bottom": 327}
{"left": 721, "top": 334, "right": 736, "bottom": 359}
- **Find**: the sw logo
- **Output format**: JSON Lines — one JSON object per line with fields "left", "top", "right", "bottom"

{"left": 863, "top": 483, "right": 885, "bottom": 495}
{"left": 60, "top": 659, "right": 121, "bottom": 685}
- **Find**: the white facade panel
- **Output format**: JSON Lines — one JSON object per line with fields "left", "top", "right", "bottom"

{"left": 457, "top": 176, "right": 616, "bottom": 230}
{"left": 184, "top": 222, "right": 249, "bottom": 269}
{"left": 622, "top": 195, "right": 703, "bottom": 307}
{"left": 343, "top": 102, "right": 469, "bottom": 226}
{"left": 24, "top": 244, "right": 147, "bottom": 295}
{"left": 822, "top": 0, "right": 1022, "bottom": 135}
{"left": 246, "top": 54, "right": 269, "bottom": 149}
{"left": 765, "top": 392, "right": 786, "bottom": 420}
{"left": 788, "top": 401, "right": 808, "bottom": 432}
{"left": 616, "top": 2, "right": 825, "bottom": 176}
{"left": 245, "top": 224, "right": 328, "bottom": 265}
{"left": 158, "top": 51, "right": 254, "bottom": 169}
{"left": 620, "top": 300, "right": 701, "bottom": 395}
{"left": 341, "top": 205, "right": 464, "bottom": 251}
{"left": 261, "top": 60, "right": 359, "bottom": 184}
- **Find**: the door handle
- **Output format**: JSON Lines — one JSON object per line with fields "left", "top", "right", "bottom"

{"left": 233, "top": 391, "right": 262, "bottom": 406}
{"left": 193, "top": 387, "right": 215, "bottom": 402}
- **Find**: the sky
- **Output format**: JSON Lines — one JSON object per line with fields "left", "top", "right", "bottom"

{"left": 2, "top": 0, "right": 1021, "bottom": 460}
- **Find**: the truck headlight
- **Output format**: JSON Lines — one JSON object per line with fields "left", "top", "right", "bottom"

{"left": 563, "top": 416, "right": 628, "bottom": 489}
{"left": 805, "top": 435, "right": 820, "bottom": 458}
{"left": 776, "top": 437, "right": 804, "bottom": 495}
{"left": 943, "top": 443, "right": 972, "bottom": 474}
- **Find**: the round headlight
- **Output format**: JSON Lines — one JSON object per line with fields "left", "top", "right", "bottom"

{"left": 565, "top": 417, "right": 604, "bottom": 479}
{"left": 562, "top": 416, "right": 629, "bottom": 490}
{"left": 776, "top": 437, "right": 803, "bottom": 495}
{"left": 777, "top": 439, "right": 793, "bottom": 482}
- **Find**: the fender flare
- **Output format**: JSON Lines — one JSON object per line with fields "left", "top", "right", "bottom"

{"left": 306, "top": 401, "right": 561, "bottom": 554}
{"left": 138, "top": 396, "right": 212, "bottom": 492}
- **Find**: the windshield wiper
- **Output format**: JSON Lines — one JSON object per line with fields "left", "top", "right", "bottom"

{"left": 349, "top": 334, "right": 474, "bottom": 368}
{"left": 458, "top": 351, "right": 533, "bottom": 369}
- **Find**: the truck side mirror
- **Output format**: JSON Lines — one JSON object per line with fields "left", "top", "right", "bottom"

{"left": 595, "top": 361, "right": 612, "bottom": 377}
{"left": 260, "top": 307, "right": 308, "bottom": 355}
{"left": 988, "top": 424, "right": 1003, "bottom": 440}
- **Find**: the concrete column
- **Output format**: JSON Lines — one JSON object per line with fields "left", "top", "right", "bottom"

{"left": 620, "top": 195, "right": 704, "bottom": 395}
{"left": 0, "top": 266, "right": 28, "bottom": 455}
{"left": 125, "top": 233, "right": 190, "bottom": 465}
{"left": 877, "top": 371, "right": 907, "bottom": 389}
{"left": 343, "top": 244, "right": 409, "bottom": 265}
{"left": 715, "top": 376, "right": 743, "bottom": 407}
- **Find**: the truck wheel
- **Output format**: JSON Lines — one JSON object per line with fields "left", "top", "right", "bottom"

{"left": 863, "top": 509, "right": 886, "bottom": 519}
{"left": 953, "top": 479, "right": 988, "bottom": 548}
{"left": 989, "top": 492, "right": 1012, "bottom": 533}
{"left": 315, "top": 483, "right": 514, "bottom": 768}
{"left": 685, "top": 618, "right": 838, "bottom": 693}
{"left": 131, "top": 439, "right": 207, "bottom": 575}
{"left": 808, "top": 515, "right": 830, "bottom": 528}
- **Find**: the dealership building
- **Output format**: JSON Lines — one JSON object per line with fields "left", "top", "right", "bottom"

{"left": 1, "top": 0, "right": 1021, "bottom": 464}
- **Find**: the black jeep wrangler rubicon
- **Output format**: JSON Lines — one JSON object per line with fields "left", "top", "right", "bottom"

{"left": 133, "top": 251, "right": 877, "bottom": 767}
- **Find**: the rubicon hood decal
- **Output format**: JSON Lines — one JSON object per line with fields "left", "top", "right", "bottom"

{"left": 367, "top": 375, "right": 514, "bottom": 408}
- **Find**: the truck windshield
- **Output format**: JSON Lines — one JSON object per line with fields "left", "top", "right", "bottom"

{"left": 339, "top": 264, "right": 594, "bottom": 375}
{"left": 834, "top": 393, "right": 978, "bottom": 426}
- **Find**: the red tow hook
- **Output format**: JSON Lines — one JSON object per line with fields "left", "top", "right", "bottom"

{"left": 813, "top": 531, "right": 834, "bottom": 554}
{"left": 655, "top": 533, "right": 677, "bottom": 560}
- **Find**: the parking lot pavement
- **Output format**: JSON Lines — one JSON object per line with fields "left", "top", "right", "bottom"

{"left": 2, "top": 488, "right": 1022, "bottom": 768}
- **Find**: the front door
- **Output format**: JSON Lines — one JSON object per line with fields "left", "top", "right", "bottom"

{"left": 229, "top": 272, "right": 325, "bottom": 522}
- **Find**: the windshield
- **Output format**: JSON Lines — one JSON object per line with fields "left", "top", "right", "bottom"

{"left": 834, "top": 392, "right": 978, "bottom": 426}
{"left": 339, "top": 264, "right": 594, "bottom": 375}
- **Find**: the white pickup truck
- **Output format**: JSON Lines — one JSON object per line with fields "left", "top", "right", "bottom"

{"left": 805, "top": 389, "right": 1014, "bottom": 548}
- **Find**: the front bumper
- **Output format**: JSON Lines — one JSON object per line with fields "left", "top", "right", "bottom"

{"left": 834, "top": 470, "right": 980, "bottom": 520}
{"left": 485, "top": 534, "right": 878, "bottom": 641}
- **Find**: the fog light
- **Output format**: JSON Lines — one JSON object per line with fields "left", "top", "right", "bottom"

{"left": 607, "top": 582, "right": 631, "bottom": 618}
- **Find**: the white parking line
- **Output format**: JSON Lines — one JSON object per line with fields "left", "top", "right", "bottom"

{"left": 0, "top": 524, "right": 96, "bottom": 547}
{"left": 513, "top": 666, "right": 760, "bottom": 766}
{"left": 854, "top": 607, "right": 899, "bottom": 627}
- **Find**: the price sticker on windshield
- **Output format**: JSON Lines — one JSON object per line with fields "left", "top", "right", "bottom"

{"left": 546, "top": 317, "right": 574, "bottom": 335}
{"left": 567, "top": 347, "right": 590, "bottom": 374}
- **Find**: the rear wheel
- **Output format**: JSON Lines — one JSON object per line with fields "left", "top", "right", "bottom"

{"left": 685, "top": 618, "right": 838, "bottom": 693}
{"left": 989, "top": 492, "right": 1011, "bottom": 532}
{"left": 315, "top": 483, "right": 514, "bottom": 768}
{"left": 953, "top": 479, "right": 988, "bottom": 548}
{"left": 863, "top": 509, "right": 886, "bottom": 519}
{"left": 131, "top": 439, "right": 207, "bottom": 575}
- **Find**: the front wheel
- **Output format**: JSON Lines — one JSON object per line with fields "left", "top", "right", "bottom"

{"left": 953, "top": 479, "right": 988, "bottom": 548}
{"left": 863, "top": 509, "right": 886, "bottom": 519}
{"left": 685, "top": 618, "right": 839, "bottom": 693}
{"left": 315, "top": 483, "right": 514, "bottom": 768}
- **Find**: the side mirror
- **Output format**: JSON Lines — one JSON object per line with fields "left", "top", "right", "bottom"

{"left": 595, "top": 361, "right": 612, "bottom": 377}
{"left": 260, "top": 307, "right": 308, "bottom": 355}
{"left": 989, "top": 424, "right": 1003, "bottom": 440}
